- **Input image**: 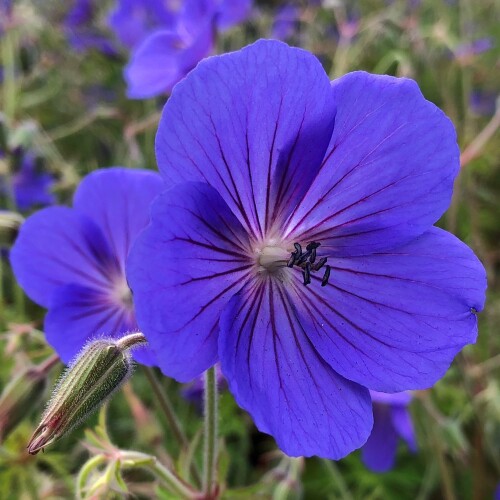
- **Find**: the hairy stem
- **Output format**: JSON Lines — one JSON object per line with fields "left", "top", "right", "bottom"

{"left": 203, "top": 366, "right": 218, "bottom": 499}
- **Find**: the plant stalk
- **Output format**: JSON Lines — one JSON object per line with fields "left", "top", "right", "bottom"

{"left": 203, "top": 366, "right": 218, "bottom": 499}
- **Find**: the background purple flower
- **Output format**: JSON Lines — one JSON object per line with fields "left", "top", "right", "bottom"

{"left": 11, "top": 152, "right": 55, "bottom": 211}
{"left": 0, "top": 149, "right": 55, "bottom": 211}
{"left": 11, "top": 167, "right": 163, "bottom": 365}
{"left": 215, "top": 0, "right": 252, "bottom": 31}
{"left": 271, "top": 5, "right": 300, "bottom": 41}
{"left": 470, "top": 90, "right": 498, "bottom": 116}
{"left": 65, "top": 0, "right": 117, "bottom": 55}
{"left": 124, "top": 23, "right": 214, "bottom": 99}
{"left": 453, "top": 37, "right": 494, "bottom": 62}
{"left": 107, "top": 0, "right": 177, "bottom": 50}
{"left": 124, "top": 0, "right": 253, "bottom": 99}
{"left": 362, "top": 391, "right": 417, "bottom": 473}
{"left": 0, "top": 0, "right": 12, "bottom": 35}
{"left": 127, "top": 40, "right": 486, "bottom": 458}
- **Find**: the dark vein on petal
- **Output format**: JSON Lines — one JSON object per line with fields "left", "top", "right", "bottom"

{"left": 245, "top": 121, "right": 264, "bottom": 240}
{"left": 207, "top": 114, "right": 257, "bottom": 239}
{"left": 233, "top": 281, "right": 264, "bottom": 391}
{"left": 268, "top": 280, "right": 288, "bottom": 402}
{"left": 271, "top": 110, "right": 306, "bottom": 225}
{"left": 286, "top": 123, "right": 410, "bottom": 238}
{"left": 178, "top": 273, "right": 250, "bottom": 331}
{"left": 33, "top": 248, "right": 109, "bottom": 290}
{"left": 178, "top": 204, "right": 249, "bottom": 255}
{"left": 180, "top": 264, "right": 253, "bottom": 284}
{"left": 289, "top": 169, "right": 418, "bottom": 241}
{"left": 171, "top": 237, "right": 247, "bottom": 259}
{"left": 264, "top": 97, "right": 283, "bottom": 235}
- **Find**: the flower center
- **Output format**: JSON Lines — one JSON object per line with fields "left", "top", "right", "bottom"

{"left": 111, "top": 276, "right": 134, "bottom": 311}
{"left": 256, "top": 240, "right": 331, "bottom": 287}
{"left": 257, "top": 245, "right": 290, "bottom": 272}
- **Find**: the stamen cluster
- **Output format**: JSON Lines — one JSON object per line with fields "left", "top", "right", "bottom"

{"left": 287, "top": 241, "right": 331, "bottom": 286}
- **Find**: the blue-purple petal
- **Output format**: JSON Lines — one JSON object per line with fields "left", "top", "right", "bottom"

{"left": 107, "top": 0, "right": 176, "bottom": 50}
{"left": 155, "top": 39, "right": 336, "bottom": 238}
{"left": 286, "top": 227, "right": 486, "bottom": 392}
{"left": 45, "top": 283, "right": 129, "bottom": 362}
{"left": 10, "top": 207, "right": 118, "bottom": 308}
{"left": 391, "top": 404, "right": 417, "bottom": 452}
{"left": 124, "top": 23, "right": 214, "bottom": 99}
{"left": 218, "top": 278, "right": 372, "bottom": 459}
{"left": 72, "top": 167, "right": 164, "bottom": 267}
{"left": 361, "top": 404, "right": 399, "bottom": 472}
{"left": 285, "top": 71, "right": 460, "bottom": 255}
{"left": 126, "top": 182, "right": 252, "bottom": 381}
{"left": 370, "top": 390, "right": 412, "bottom": 406}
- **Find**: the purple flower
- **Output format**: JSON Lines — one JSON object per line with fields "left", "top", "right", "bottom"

{"left": 0, "top": 0, "right": 13, "bottom": 35}
{"left": 126, "top": 40, "right": 487, "bottom": 458}
{"left": 271, "top": 5, "right": 300, "bottom": 41}
{"left": 470, "top": 90, "right": 498, "bottom": 116}
{"left": 11, "top": 168, "right": 163, "bottom": 365}
{"left": 124, "top": 25, "right": 214, "bottom": 99}
{"left": 65, "top": 0, "right": 117, "bottom": 55}
{"left": 107, "top": 0, "right": 177, "bottom": 50}
{"left": 362, "top": 391, "right": 417, "bottom": 472}
{"left": 124, "top": 0, "right": 252, "bottom": 99}
{"left": 215, "top": 0, "right": 252, "bottom": 31}
{"left": 453, "top": 38, "right": 494, "bottom": 63}
{"left": 11, "top": 151, "right": 55, "bottom": 210}
{"left": 0, "top": 150, "right": 55, "bottom": 211}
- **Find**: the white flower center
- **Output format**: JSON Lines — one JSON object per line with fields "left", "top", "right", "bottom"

{"left": 257, "top": 245, "right": 291, "bottom": 272}
{"left": 111, "top": 276, "right": 133, "bottom": 311}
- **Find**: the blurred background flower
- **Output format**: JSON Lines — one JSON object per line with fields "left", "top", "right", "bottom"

{"left": 124, "top": 0, "right": 253, "bottom": 98}
{"left": 9, "top": 150, "right": 55, "bottom": 211}
{"left": 362, "top": 391, "right": 417, "bottom": 473}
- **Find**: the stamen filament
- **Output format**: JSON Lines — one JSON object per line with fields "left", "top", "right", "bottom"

{"left": 321, "top": 266, "right": 331, "bottom": 287}
{"left": 302, "top": 262, "right": 311, "bottom": 285}
{"left": 287, "top": 241, "right": 331, "bottom": 287}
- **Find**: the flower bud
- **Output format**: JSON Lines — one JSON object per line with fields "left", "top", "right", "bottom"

{"left": 27, "top": 335, "right": 145, "bottom": 455}
{"left": 0, "top": 365, "right": 48, "bottom": 443}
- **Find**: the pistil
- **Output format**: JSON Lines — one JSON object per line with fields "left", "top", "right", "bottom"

{"left": 257, "top": 245, "right": 290, "bottom": 273}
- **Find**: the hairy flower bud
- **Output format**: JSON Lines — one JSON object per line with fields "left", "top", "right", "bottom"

{"left": 27, "top": 334, "right": 146, "bottom": 455}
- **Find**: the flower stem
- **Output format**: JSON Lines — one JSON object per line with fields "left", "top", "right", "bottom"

{"left": 203, "top": 366, "right": 218, "bottom": 499}
{"left": 116, "top": 332, "right": 147, "bottom": 351}
{"left": 35, "top": 353, "right": 60, "bottom": 375}
{"left": 321, "top": 459, "right": 354, "bottom": 500}
{"left": 460, "top": 106, "right": 500, "bottom": 168}
{"left": 1, "top": 27, "right": 18, "bottom": 120}
{"left": 143, "top": 367, "right": 201, "bottom": 486}
{"left": 121, "top": 450, "right": 198, "bottom": 499}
